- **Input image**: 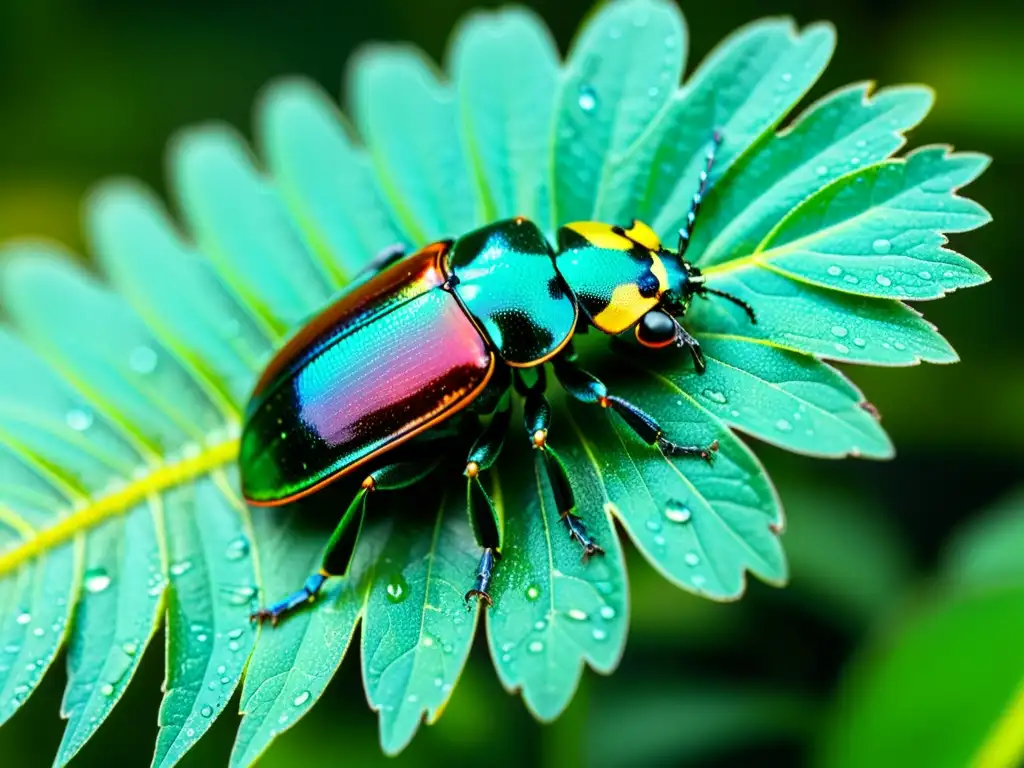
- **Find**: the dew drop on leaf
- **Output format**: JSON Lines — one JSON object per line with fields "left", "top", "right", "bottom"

{"left": 15, "top": 612, "right": 31, "bottom": 625}
{"left": 831, "top": 326, "right": 848, "bottom": 338}
{"left": 872, "top": 239, "right": 892, "bottom": 254}
{"left": 65, "top": 408, "right": 93, "bottom": 431}
{"left": 122, "top": 642, "right": 138, "bottom": 656}
{"left": 843, "top": 274, "right": 859, "bottom": 284}
{"left": 684, "top": 552, "right": 700, "bottom": 566}
{"left": 534, "top": 619, "right": 546, "bottom": 631}
{"left": 919, "top": 271, "right": 932, "bottom": 280}
{"left": 835, "top": 343, "right": 850, "bottom": 354}
{"left": 100, "top": 683, "right": 114, "bottom": 697}
{"left": 526, "top": 584, "right": 540, "bottom": 601}
{"left": 527, "top": 641, "right": 544, "bottom": 653}
{"left": 816, "top": 165, "right": 829, "bottom": 176}
{"left": 224, "top": 536, "right": 249, "bottom": 561}
{"left": 293, "top": 691, "right": 311, "bottom": 707}
{"left": 827, "top": 265, "right": 842, "bottom": 277}
{"left": 385, "top": 574, "right": 408, "bottom": 603}
{"left": 876, "top": 274, "right": 892, "bottom": 287}
{"left": 600, "top": 606, "right": 616, "bottom": 620}
{"left": 128, "top": 345, "right": 158, "bottom": 374}
{"left": 577, "top": 85, "right": 598, "bottom": 113}
{"left": 84, "top": 568, "right": 112, "bottom": 594}
{"left": 170, "top": 560, "right": 193, "bottom": 577}
{"left": 775, "top": 419, "right": 793, "bottom": 432}
{"left": 200, "top": 705, "right": 213, "bottom": 718}
{"left": 702, "top": 389, "right": 727, "bottom": 404}
{"left": 592, "top": 629, "right": 608, "bottom": 641}
{"left": 664, "top": 503, "right": 692, "bottom": 524}
{"left": 567, "top": 609, "right": 588, "bottom": 621}
{"left": 32, "top": 628, "right": 44, "bottom": 638}
{"left": 645, "top": 519, "right": 661, "bottom": 532}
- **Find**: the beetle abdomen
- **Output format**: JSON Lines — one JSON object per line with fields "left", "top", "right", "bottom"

{"left": 241, "top": 246, "right": 494, "bottom": 505}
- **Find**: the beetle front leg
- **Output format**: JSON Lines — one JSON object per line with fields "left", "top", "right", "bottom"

{"left": 251, "top": 459, "right": 439, "bottom": 626}
{"left": 552, "top": 354, "right": 719, "bottom": 464}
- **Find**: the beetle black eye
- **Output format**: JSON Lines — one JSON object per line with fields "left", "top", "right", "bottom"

{"left": 635, "top": 310, "right": 678, "bottom": 349}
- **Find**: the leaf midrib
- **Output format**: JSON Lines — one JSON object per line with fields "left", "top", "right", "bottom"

{"left": 0, "top": 438, "right": 239, "bottom": 578}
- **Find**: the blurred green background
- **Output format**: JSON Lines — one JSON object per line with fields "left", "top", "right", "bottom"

{"left": 0, "top": 0, "right": 1021, "bottom": 766}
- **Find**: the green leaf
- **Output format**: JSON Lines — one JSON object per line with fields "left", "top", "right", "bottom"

{"left": 361, "top": 486, "right": 480, "bottom": 754}
{"left": 692, "top": 83, "right": 935, "bottom": 267}
{"left": 815, "top": 586, "right": 1024, "bottom": 768}
{"left": 554, "top": 0, "right": 686, "bottom": 224}
{"left": 487, "top": 434, "right": 629, "bottom": 721}
{"left": 744, "top": 147, "right": 992, "bottom": 301}
{"left": 0, "top": 3, "right": 991, "bottom": 763}
{"left": 561, "top": 361, "right": 786, "bottom": 599}
{"left": 349, "top": 47, "right": 482, "bottom": 244}
{"left": 601, "top": 19, "right": 836, "bottom": 231}
{"left": 230, "top": 509, "right": 369, "bottom": 768}
{"left": 451, "top": 8, "right": 560, "bottom": 231}
{"left": 256, "top": 79, "right": 405, "bottom": 284}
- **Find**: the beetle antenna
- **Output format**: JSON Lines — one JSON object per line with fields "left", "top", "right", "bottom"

{"left": 676, "top": 130, "right": 723, "bottom": 262}
{"left": 700, "top": 287, "right": 757, "bottom": 324}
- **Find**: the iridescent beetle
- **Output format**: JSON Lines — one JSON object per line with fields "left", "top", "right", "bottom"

{"left": 242, "top": 134, "right": 756, "bottom": 623}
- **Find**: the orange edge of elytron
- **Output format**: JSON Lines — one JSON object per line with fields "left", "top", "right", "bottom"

{"left": 245, "top": 245, "right": 497, "bottom": 508}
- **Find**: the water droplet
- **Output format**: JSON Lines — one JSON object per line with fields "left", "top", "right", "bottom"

{"left": 876, "top": 274, "right": 892, "bottom": 287}
{"left": 421, "top": 636, "right": 434, "bottom": 648}
{"left": 289, "top": 689, "right": 311, "bottom": 707}
{"left": 528, "top": 640, "right": 544, "bottom": 654}
{"left": 702, "top": 389, "right": 727, "bottom": 404}
{"left": 66, "top": 408, "right": 93, "bottom": 431}
{"left": 227, "top": 628, "right": 244, "bottom": 640}
{"left": 647, "top": 86, "right": 659, "bottom": 98}
{"left": 128, "top": 345, "right": 158, "bottom": 374}
{"left": 831, "top": 326, "right": 848, "bottom": 338}
{"left": 577, "top": 85, "right": 597, "bottom": 112}
{"left": 187, "top": 728, "right": 196, "bottom": 737}
{"left": 220, "top": 676, "right": 231, "bottom": 685}
{"left": 893, "top": 341, "right": 906, "bottom": 351}
{"left": 222, "top": 585, "right": 256, "bottom": 606}
{"left": 225, "top": 536, "right": 249, "bottom": 561}
{"left": 122, "top": 642, "right": 138, "bottom": 656}
{"left": 815, "top": 165, "right": 829, "bottom": 176}
{"left": 850, "top": 156, "right": 861, "bottom": 165}
{"left": 834, "top": 343, "right": 850, "bottom": 354}
{"left": 228, "top": 640, "right": 241, "bottom": 652}
{"left": 781, "top": 72, "right": 793, "bottom": 82}
{"left": 84, "top": 568, "right": 112, "bottom": 594}
{"left": 600, "top": 606, "right": 616, "bottom": 620}
{"left": 844, "top": 275, "right": 859, "bottom": 284}
{"left": 943, "top": 270, "right": 954, "bottom": 278}
{"left": 918, "top": 271, "right": 932, "bottom": 280}
{"left": 534, "top": 619, "right": 546, "bottom": 631}
{"left": 100, "top": 683, "right": 114, "bottom": 697}
{"left": 217, "top": 665, "right": 226, "bottom": 675}
{"left": 406, "top": 694, "right": 419, "bottom": 704}
{"left": 872, "top": 238, "right": 891, "bottom": 254}
{"left": 3, "top": 644, "right": 20, "bottom": 654}
{"left": 853, "top": 337, "right": 866, "bottom": 348}
{"left": 645, "top": 519, "right": 662, "bottom": 532}
{"left": 501, "top": 653, "right": 511, "bottom": 662}
{"left": 775, "top": 419, "right": 792, "bottom": 432}
{"left": 277, "top": 713, "right": 289, "bottom": 725}
{"left": 827, "top": 265, "right": 842, "bottom": 277}
{"left": 526, "top": 585, "right": 540, "bottom": 601}
{"left": 691, "top": 575, "right": 707, "bottom": 587}
{"left": 592, "top": 629, "right": 608, "bottom": 641}
{"left": 170, "top": 560, "right": 193, "bottom": 577}
{"left": 15, "top": 612, "right": 31, "bottom": 626}
{"left": 385, "top": 574, "right": 408, "bottom": 603}
{"left": 684, "top": 552, "right": 700, "bottom": 566}
{"left": 653, "top": 535, "right": 666, "bottom": 547}
{"left": 665, "top": 504, "right": 692, "bottom": 524}
{"left": 32, "top": 628, "right": 44, "bottom": 637}
{"left": 567, "top": 608, "right": 588, "bottom": 621}
{"left": 200, "top": 705, "right": 213, "bottom": 718}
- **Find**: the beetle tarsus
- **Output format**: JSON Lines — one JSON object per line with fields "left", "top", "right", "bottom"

{"left": 250, "top": 571, "right": 327, "bottom": 626}
{"left": 674, "top": 324, "right": 706, "bottom": 373}
{"left": 465, "top": 548, "right": 498, "bottom": 609}
{"left": 658, "top": 435, "right": 719, "bottom": 464}
{"left": 562, "top": 512, "right": 604, "bottom": 562}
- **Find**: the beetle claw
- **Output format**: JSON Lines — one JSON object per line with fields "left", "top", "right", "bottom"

{"left": 464, "top": 588, "right": 494, "bottom": 608}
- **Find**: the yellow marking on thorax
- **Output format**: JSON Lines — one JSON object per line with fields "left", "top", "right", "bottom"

{"left": 593, "top": 283, "right": 659, "bottom": 334}
{"left": 624, "top": 220, "right": 662, "bottom": 250}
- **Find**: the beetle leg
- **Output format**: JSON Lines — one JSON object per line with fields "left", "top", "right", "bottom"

{"left": 251, "top": 459, "right": 440, "bottom": 626}
{"left": 552, "top": 355, "right": 719, "bottom": 464}
{"left": 354, "top": 242, "right": 407, "bottom": 281}
{"left": 463, "top": 395, "right": 511, "bottom": 608}
{"left": 519, "top": 371, "right": 604, "bottom": 561}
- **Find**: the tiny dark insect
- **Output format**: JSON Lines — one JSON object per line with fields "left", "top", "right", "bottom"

{"left": 241, "top": 133, "right": 756, "bottom": 624}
